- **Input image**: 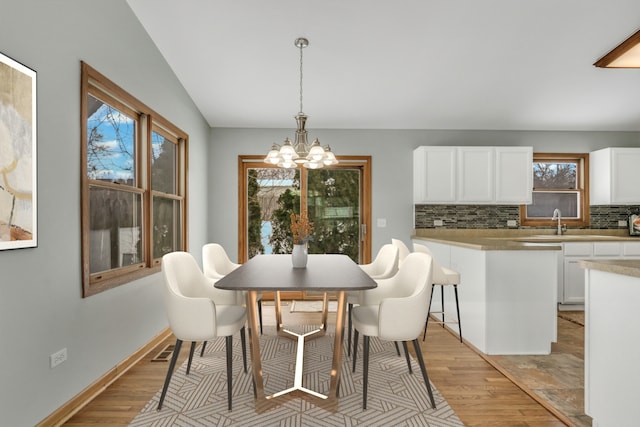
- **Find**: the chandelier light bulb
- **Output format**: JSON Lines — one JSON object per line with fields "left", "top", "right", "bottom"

{"left": 264, "top": 143, "right": 281, "bottom": 164}
{"left": 323, "top": 146, "right": 338, "bottom": 165}
{"left": 307, "top": 139, "right": 325, "bottom": 162}
{"left": 279, "top": 138, "right": 297, "bottom": 161}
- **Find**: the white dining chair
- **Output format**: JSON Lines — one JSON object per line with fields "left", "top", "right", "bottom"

{"left": 159, "top": 251, "right": 247, "bottom": 411}
{"left": 358, "top": 243, "right": 400, "bottom": 279}
{"left": 202, "top": 243, "right": 264, "bottom": 336}
{"left": 413, "top": 242, "right": 462, "bottom": 342}
{"left": 391, "top": 238, "right": 411, "bottom": 267}
{"left": 347, "top": 244, "right": 399, "bottom": 356}
{"left": 351, "top": 252, "right": 436, "bottom": 409}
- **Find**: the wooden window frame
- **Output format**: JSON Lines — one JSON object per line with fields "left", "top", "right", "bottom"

{"left": 237, "top": 155, "right": 372, "bottom": 265}
{"left": 80, "top": 62, "right": 188, "bottom": 297}
{"left": 520, "top": 153, "right": 589, "bottom": 227}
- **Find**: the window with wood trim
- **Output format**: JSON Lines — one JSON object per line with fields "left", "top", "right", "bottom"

{"left": 520, "top": 153, "right": 589, "bottom": 227}
{"left": 81, "top": 62, "right": 188, "bottom": 297}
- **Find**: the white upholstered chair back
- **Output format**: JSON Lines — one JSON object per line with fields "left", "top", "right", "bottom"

{"left": 360, "top": 243, "right": 399, "bottom": 279}
{"left": 203, "top": 243, "right": 240, "bottom": 278}
{"left": 377, "top": 252, "right": 433, "bottom": 341}
{"left": 391, "top": 238, "right": 411, "bottom": 267}
{"left": 162, "top": 251, "right": 219, "bottom": 341}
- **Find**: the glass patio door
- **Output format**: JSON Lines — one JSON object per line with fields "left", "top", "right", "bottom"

{"left": 239, "top": 156, "right": 371, "bottom": 298}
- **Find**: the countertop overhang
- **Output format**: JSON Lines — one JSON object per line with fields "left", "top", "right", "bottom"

{"left": 579, "top": 259, "right": 640, "bottom": 279}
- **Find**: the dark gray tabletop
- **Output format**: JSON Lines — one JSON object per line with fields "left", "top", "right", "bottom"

{"left": 214, "top": 254, "right": 377, "bottom": 292}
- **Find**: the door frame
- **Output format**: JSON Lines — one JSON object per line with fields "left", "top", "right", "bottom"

{"left": 237, "top": 155, "right": 372, "bottom": 265}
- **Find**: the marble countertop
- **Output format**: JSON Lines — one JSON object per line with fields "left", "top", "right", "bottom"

{"left": 412, "top": 229, "right": 639, "bottom": 251}
{"left": 579, "top": 259, "right": 640, "bottom": 279}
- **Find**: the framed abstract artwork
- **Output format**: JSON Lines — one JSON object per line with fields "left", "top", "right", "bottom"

{"left": 0, "top": 52, "right": 37, "bottom": 250}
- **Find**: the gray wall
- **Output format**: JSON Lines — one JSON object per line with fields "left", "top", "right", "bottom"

{"left": 1, "top": 1, "right": 639, "bottom": 425}
{"left": 0, "top": 1, "right": 210, "bottom": 425}
{"left": 208, "top": 128, "right": 640, "bottom": 256}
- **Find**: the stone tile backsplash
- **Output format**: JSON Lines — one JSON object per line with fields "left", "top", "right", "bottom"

{"left": 414, "top": 204, "right": 640, "bottom": 230}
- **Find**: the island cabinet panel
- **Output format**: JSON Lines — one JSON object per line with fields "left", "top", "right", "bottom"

{"left": 413, "top": 239, "right": 557, "bottom": 355}
{"left": 584, "top": 267, "right": 640, "bottom": 426}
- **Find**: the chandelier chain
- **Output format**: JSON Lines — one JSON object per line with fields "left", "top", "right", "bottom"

{"left": 299, "top": 43, "right": 304, "bottom": 113}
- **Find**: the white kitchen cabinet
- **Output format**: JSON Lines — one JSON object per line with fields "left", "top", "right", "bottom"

{"left": 623, "top": 241, "right": 640, "bottom": 256}
{"left": 590, "top": 147, "right": 640, "bottom": 205}
{"left": 413, "top": 146, "right": 456, "bottom": 203}
{"left": 560, "top": 241, "right": 639, "bottom": 305}
{"left": 413, "top": 146, "right": 532, "bottom": 204}
{"left": 457, "top": 147, "right": 494, "bottom": 203}
{"left": 562, "top": 243, "right": 592, "bottom": 304}
{"left": 495, "top": 147, "right": 533, "bottom": 203}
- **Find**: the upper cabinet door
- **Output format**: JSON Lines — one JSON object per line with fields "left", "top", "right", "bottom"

{"left": 591, "top": 147, "right": 640, "bottom": 205}
{"left": 611, "top": 148, "right": 640, "bottom": 204}
{"left": 413, "top": 146, "right": 456, "bottom": 203}
{"left": 495, "top": 147, "right": 533, "bottom": 203}
{"left": 457, "top": 147, "right": 494, "bottom": 203}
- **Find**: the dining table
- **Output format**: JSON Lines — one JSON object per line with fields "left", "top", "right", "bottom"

{"left": 214, "top": 253, "right": 377, "bottom": 412}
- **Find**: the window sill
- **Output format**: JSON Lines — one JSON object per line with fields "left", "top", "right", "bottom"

{"left": 83, "top": 265, "right": 161, "bottom": 297}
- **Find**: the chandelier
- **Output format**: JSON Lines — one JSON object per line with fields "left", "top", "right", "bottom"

{"left": 264, "top": 37, "right": 338, "bottom": 169}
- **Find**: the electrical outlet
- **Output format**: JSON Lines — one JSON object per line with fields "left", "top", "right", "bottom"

{"left": 434, "top": 219, "right": 444, "bottom": 227}
{"left": 50, "top": 348, "right": 67, "bottom": 368}
{"left": 618, "top": 220, "right": 628, "bottom": 227}
{"left": 507, "top": 220, "right": 517, "bottom": 227}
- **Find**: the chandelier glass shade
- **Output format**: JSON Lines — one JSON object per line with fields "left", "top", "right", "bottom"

{"left": 264, "top": 37, "right": 338, "bottom": 169}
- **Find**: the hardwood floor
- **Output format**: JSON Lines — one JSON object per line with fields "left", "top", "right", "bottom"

{"left": 484, "top": 313, "right": 589, "bottom": 427}
{"left": 64, "top": 302, "right": 567, "bottom": 426}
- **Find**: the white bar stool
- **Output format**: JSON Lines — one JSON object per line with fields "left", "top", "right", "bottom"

{"left": 413, "top": 243, "right": 462, "bottom": 342}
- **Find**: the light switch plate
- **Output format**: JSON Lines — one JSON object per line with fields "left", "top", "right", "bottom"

{"left": 377, "top": 218, "right": 387, "bottom": 228}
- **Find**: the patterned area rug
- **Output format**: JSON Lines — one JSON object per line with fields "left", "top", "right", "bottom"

{"left": 130, "top": 326, "right": 464, "bottom": 426}
{"left": 289, "top": 300, "right": 338, "bottom": 312}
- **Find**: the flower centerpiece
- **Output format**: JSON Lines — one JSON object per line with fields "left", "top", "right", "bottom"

{"left": 290, "top": 210, "right": 313, "bottom": 268}
{"left": 291, "top": 210, "right": 314, "bottom": 245}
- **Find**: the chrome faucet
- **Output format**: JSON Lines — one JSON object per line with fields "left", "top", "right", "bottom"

{"left": 552, "top": 208, "right": 563, "bottom": 235}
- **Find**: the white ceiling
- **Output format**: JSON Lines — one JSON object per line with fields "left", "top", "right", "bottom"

{"left": 127, "top": 0, "right": 640, "bottom": 131}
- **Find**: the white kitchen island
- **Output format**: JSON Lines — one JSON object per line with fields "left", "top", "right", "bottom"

{"left": 580, "top": 259, "right": 640, "bottom": 427}
{"left": 414, "top": 235, "right": 560, "bottom": 355}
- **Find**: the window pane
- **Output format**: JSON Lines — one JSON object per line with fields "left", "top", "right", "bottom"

{"left": 247, "top": 168, "right": 299, "bottom": 257}
{"left": 151, "top": 131, "right": 177, "bottom": 194}
{"left": 86, "top": 95, "right": 136, "bottom": 185}
{"left": 89, "top": 187, "right": 142, "bottom": 274}
{"left": 533, "top": 162, "right": 577, "bottom": 189}
{"left": 526, "top": 192, "right": 579, "bottom": 218}
{"left": 307, "top": 169, "right": 361, "bottom": 262}
{"left": 153, "top": 196, "right": 182, "bottom": 259}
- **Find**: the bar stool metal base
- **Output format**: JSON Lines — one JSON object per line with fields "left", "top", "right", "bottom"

{"left": 423, "top": 284, "right": 462, "bottom": 343}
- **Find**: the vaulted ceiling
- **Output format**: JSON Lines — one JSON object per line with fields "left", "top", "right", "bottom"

{"left": 127, "top": 0, "right": 640, "bottom": 131}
